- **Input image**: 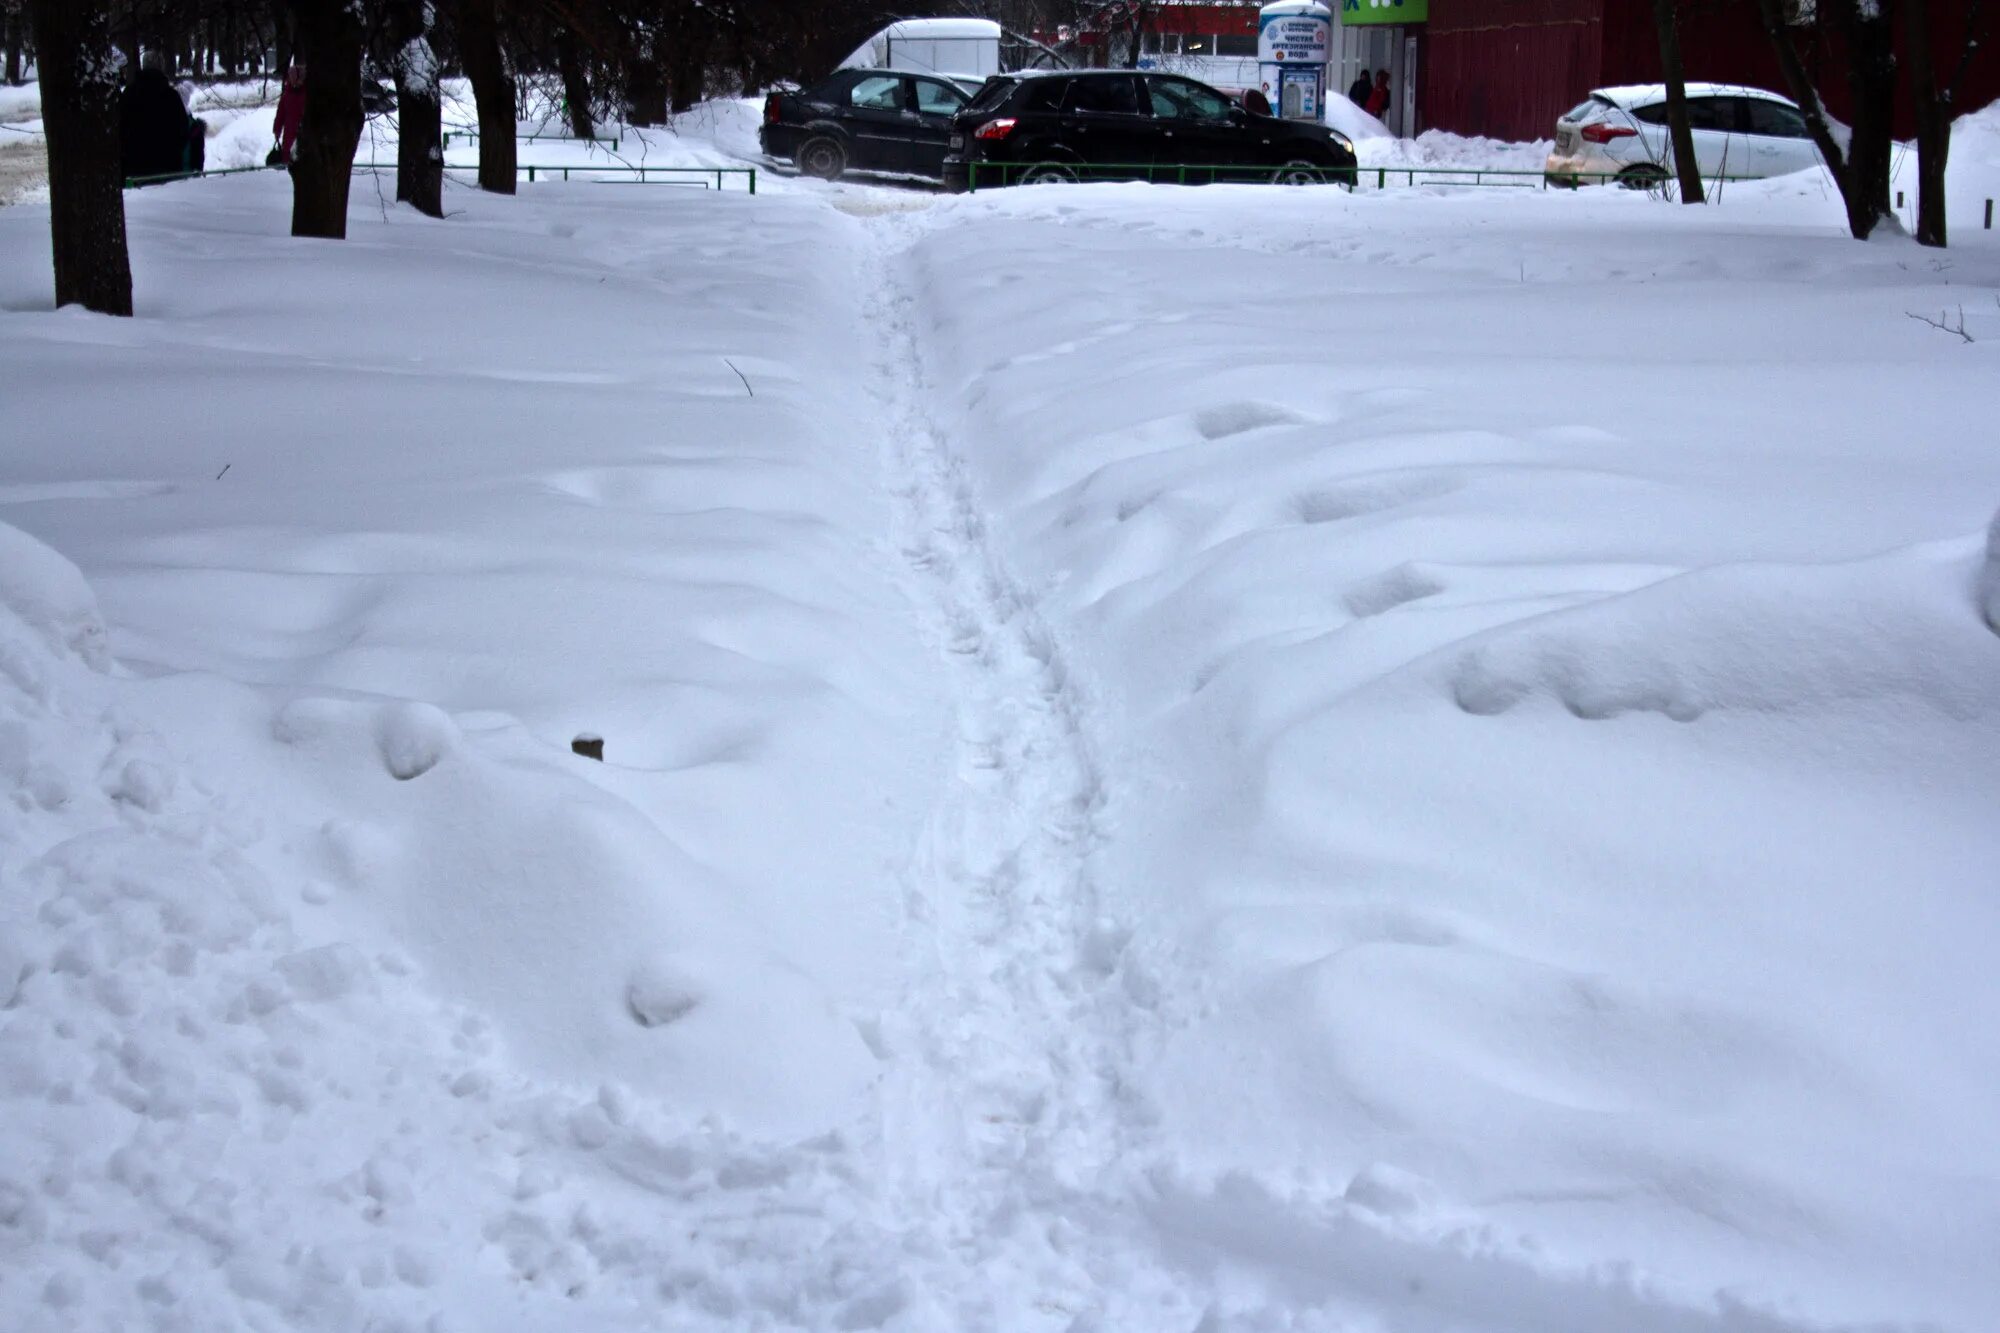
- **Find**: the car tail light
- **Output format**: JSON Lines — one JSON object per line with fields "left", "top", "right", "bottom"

{"left": 764, "top": 95, "right": 781, "bottom": 124}
{"left": 1580, "top": 123, "right": 1638, "bottom": 144}
{"left": 974, "top": 118, "right": 1018, "bottom": 141}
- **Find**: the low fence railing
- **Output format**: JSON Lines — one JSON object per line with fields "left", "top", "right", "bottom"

{"left": 442, "top": 129, "right": 624, "bottom": 152}
{"left": 353, "top": 162, "right": 756, "bottom": 191}
{"left": 127, "top": 161, "right": 756, "bottom": 193}
{"left": 124, "top": 163, "right": 281, "bottom": 188}
{"left": 961, "top": 160, "right": 1764, "bottom": 192}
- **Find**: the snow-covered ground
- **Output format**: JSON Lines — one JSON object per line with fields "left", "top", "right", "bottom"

{"left": 2, "top": 91, "right": 1999, "bottom": 1333}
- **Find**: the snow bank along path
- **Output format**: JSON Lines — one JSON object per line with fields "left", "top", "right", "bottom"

{"left": 5, "top": 128, "right": 2000, "bottom": 1332}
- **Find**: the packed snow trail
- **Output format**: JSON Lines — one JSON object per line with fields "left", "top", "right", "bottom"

{"left": 850, "top": 203, "right": 1187, "bottom": 1328}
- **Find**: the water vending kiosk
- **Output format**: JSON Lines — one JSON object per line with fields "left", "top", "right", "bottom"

{"left": 1257, "top": 0, "right": 1332, "bottom": 121}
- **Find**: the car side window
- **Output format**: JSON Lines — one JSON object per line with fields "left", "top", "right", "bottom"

{"left": 1682, "top": 97, "right": 1734, "bottom": 132}
{"left": 849, "top": 75, "right": 905, "bottom": 112}
{"left": 1018, "top": 80, "right": 1066, "bottom": 114}
{"left": 1630, "top": 103, "right": 1668, "bottom": 126}
{"left": 1147, "top": 77, "right": 1232, "bottom": 122}
{"left": 913, "top": 79, "right": 966, "bottom": 116}
{"left": 1745, "top": 98, "right": 1809, "bottom": 138}
{"left": 1063, "top": 75, "right": 1142, "bottom": 115}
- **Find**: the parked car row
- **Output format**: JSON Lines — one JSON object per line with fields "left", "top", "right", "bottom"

{"left": 1543, "top": 83, "right": 1830, "bottom": 187}
{"left": 760, "top": 68, "right": 1827, "bottom": 194}
{"left": 761, "top": 68, "right": 1357, "bottom": 190}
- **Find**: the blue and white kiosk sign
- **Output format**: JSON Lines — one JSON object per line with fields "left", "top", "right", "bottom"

{"left": 1257, "top": 1, "right": 1332, "bottom": 121}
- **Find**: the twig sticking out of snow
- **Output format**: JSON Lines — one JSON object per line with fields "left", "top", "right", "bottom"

{"left": 723, "top": 357, "right": 754, "bottom": 397}
{"left": 1907, "top": 306, "right": 1974, "bottom": 342}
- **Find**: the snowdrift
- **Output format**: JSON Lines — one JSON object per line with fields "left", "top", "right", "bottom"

{"left": 912, "top": 179, "right": 2000, "bottom": 1330}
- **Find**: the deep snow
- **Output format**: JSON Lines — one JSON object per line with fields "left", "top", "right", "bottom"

{"left": 3, "top": 93, "right": 2000, "bottom": 1333}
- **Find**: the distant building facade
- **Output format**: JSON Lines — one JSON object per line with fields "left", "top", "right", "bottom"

{"left": 1029, "top": 1, "right": 1992, "bottom": 143}
{"left": 1422, "top": 0, "right": 1993, "bottom": 143}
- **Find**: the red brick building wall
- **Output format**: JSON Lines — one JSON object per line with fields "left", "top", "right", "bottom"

{"left": 1422, "top": 0, "right": 1605, "bottom": 142}
{"left": 1421, "top": 0, "right": 1996, "bottom": 143}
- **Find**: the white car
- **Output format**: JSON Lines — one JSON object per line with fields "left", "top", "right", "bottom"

{"left": 1544, "top": 83, "right": 1827, "bottom": 187}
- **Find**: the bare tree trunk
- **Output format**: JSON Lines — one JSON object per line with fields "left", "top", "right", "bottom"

{"left": 1122, "top": 0, "right": 1151, "bottom": 70}
{"left": 1839, "top": 0, "right": 1898, "bottom": 239}
{"left": 556, "top": 29, "right": 595, "bottom": 140}
{"left": 26, "top": 0, "right": 132, "bottom": 316}
{"left": 392, "top": 0, "right": 444, "bottom": 217}
{"left": 1906, "top": 0, "right": 1947, "bottom": 247}
{"left": 625, "top": 35, "right": 666, "bottom": 127}
{"left": 4, "top": 3, "right": 23, "bottom": 86}
{"left": 273, "top": 2, "right": 295, "bottom": 80}
{"left": 1752, "top": 0, "right": 1896, "bottom": 240}
{"left": 290, "top": 0, "right": 364, "bottom": 239}
{"left": 668, "top": 33, "right": 708, "bottom": 114}
{"left": 453, "top": 0, "right": 517, "bottom": 193}
{"left": 1653, "top": 0, "right": 1705, "bottom": 202}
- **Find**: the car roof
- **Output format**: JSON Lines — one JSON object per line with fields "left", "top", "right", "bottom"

{"left": 1010, "top": 67, "right": 1142, "bottom": 80}
{"left": 1592, "top": 83, "right": 1798, "bottom": 109}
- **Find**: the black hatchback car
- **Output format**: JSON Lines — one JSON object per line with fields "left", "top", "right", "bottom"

{"left": 942, "top": 70, "right": 1357, "bottom": 190}
{"left": 760, "top": 68, "right": 979, "bottom": 181}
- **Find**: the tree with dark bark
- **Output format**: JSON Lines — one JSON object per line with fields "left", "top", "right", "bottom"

{"left": 390, "top": 0, "right": 445, "bottom": 218}
{"left": 290, "top": 0, "right": 365, "bottom": 238}
{"left": 3, "top": 0, "right": 26, "bottom": 85}
{"left": 1652, "top": 0, "right": 1706, "bottom": 203}
{"left": 27, "top": 0, "right": 134, "bottom": 316}
{"left": 554, "top": 28, "right": 595, "bottom": 139}
{"left": 1906, "top": 0, "right": 1989, "bottom": 248}
{"left": 451, "top": 0, "right": 518, "bottom": 193}
{"left": 1121, "top": 0, "right": 1151, "bottom": 70}
{"left": 1753, "top": 0, "right": 1898, "bottom": 240}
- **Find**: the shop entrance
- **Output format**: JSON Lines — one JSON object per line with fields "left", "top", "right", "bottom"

{"left": 1335, "top": 23, "right": 1418, "bottom": 136}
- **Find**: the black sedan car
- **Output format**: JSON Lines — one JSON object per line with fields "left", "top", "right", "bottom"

{"left": 942, "top": 70, "right": 1357, "bottom": 190}
{"left": 760, "top": 68, "right": 979, "bottom": 181}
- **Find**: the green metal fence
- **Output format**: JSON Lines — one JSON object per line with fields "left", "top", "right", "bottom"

{"left": 124, "top": 163, "right": 283, "bottom": 189}
{"left": 356, "top": 162, "right": 757, "bottom": 192}
{"left": 126, "top": 161, "right": 756, "bottom": 193}
{"left": 443, "top": 129, "right": 623, "bottom": 152}
{"left": 962, "top": 160, "right": 1759, "bottom": 193}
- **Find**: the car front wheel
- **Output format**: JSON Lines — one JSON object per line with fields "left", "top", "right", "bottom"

{"left": 797, "top": 136, "right": 847, "bottom": 181}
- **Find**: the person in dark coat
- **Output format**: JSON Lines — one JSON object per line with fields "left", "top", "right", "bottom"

{"left": 1346, "top": 72, "right": 1373, "bottom": 107}
{"left": 271, "top": 63, "right": 307, "bottom": 166}
{"left": 1364, "top": 70, "right": 1392, "bottom": 120}
{"left": 120, "top": 52, "right": 196, "bottom": 183}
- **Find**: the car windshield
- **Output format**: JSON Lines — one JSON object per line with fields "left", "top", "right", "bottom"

{"left": 1565, "top": 96, "right": 1613, "bottom": 123}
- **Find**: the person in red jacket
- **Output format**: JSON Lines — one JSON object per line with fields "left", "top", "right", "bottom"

{"left": 271, "top": 64, "right": 306, "bottom": 166}
{"left": 1364, "top": 70, "right": 1392, "bottom": 121}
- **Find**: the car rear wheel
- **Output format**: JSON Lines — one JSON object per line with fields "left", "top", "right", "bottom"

{"left": 797, "top": 136, "right": 847, "bottom": 181}
{"left": 1272, "top": 159, "right": 1325, "bottom": 186}
{"left": 1617, "top": 162, "right": 1669, "bottom": 190}
{"left": 1019, "top": 162, "right": 1079, "bottom": 186}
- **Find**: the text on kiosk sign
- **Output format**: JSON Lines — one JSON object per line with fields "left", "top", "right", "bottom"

{"left": 1261, "top": 18, "right": 1329, "bottom": 62}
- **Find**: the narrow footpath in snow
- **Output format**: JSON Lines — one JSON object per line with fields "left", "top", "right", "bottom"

{"left": 856, "top": 205, "right": 1182, "bottom": 1325}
